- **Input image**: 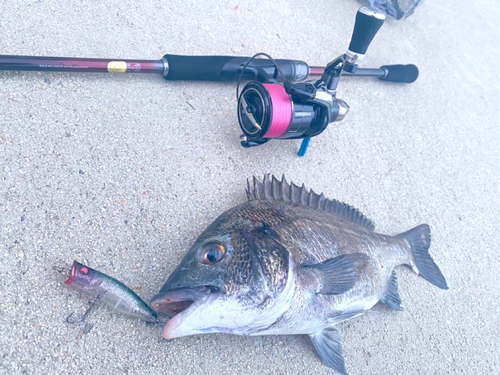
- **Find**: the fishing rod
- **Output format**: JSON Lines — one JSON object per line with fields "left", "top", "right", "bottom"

{"left": 0, "top": 7, "right": 418, "bottom": 156}
{"left": 0, "top": 54, "right": 408, "bottom": 81}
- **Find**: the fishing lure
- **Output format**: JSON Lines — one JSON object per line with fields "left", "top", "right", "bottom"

{"left": 54, "top": 261, "right": 158, "bottom": 332}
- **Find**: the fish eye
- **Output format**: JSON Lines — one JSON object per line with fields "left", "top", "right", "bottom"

{"left": 79, "top": 267, "right": 89, "bottom": 275}
{"left": 200, "top": 242, "right": 226, "bottom": 265}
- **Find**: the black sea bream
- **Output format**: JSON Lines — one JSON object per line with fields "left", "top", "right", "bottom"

{"left": 151, "top": 175, "right": 448, "bottom": 374}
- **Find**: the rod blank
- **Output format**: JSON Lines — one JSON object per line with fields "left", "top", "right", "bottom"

{"left": 0, "top": 55, "right": 164, "bottom": 74}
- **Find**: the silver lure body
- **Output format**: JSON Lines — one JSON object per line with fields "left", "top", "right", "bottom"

{"left": 61, "top": 261, "right": 158, "bottom": 323}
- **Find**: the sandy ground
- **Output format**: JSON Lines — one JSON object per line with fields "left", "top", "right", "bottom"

{"left": 1, "top": 0, "right": 499, "bottom": 374}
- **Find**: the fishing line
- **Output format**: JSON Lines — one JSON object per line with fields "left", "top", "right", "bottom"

{"left": 261, "top": 83, "right": 292, "bottom": 138}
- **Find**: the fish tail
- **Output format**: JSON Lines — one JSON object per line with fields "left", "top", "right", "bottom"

{"left": 399, "top": 224, "right": 448, "bottom": 290}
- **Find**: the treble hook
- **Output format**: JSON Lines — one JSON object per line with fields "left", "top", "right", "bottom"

{"left": 65, "top": 293, "right": 104, "bottom": 333}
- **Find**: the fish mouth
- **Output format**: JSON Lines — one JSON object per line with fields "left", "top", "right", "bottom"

{"left": 150, "top": 285, "right": 219, "bottom": 317}
{"left": 150, "top": 285, "right": 221, "bottom": 339}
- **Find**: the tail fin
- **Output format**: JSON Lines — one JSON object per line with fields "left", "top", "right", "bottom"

{"left": 400, "top": 224, "right": 448, "bottom": 290}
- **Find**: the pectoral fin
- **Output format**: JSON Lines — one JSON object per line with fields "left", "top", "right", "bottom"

{"left": 305, "top": 253, "right": 368, "bottom": 295}
{"left": 310, "top": 326, "right": 347, "bottom": 375}
{"left": 380, "top": 271, "right": 403, "bottom": 311}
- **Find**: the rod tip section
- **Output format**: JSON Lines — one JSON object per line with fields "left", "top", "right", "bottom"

{"left": 379, "top": 64, "right": 419, "bottom": 83}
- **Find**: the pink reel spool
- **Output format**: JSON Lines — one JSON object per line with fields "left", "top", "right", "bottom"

{"left": 262, "top": 84, "right": 293, "bottom": 138}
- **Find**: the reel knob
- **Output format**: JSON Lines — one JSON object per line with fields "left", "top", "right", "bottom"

{"left": 345, "top": 7, "right": 385, "bottom": 71}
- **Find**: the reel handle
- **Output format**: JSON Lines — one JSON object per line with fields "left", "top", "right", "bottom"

{"left": 348, "top": 7, "right": 386, "bottom": 56}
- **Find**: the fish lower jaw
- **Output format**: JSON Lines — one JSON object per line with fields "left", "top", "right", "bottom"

{"left": 162, "top": 316, "right": 184, "bottom": 339}
{"left": 161, "top": 301, "right": 202, "bottom": 339}
{"left": 161, "top": 294, "right": 221, "bottom": 339}
{"left": 163, "top": 323, "right": 241, "bottom": 339}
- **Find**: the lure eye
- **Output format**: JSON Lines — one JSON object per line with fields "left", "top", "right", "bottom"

{"left": 79, "top": 267, "right": 89, "bottom": 275}
{"left": 200, "top": 243, "right": 226, "bottom": 264}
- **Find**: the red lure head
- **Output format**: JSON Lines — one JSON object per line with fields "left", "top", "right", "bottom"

{"left": 63, "top": 261, "right": 101, "bottom": 290}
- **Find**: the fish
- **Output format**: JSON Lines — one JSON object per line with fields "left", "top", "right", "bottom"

{"left": 150, "top": 174, "right": 448, "bottom": 375}
{"left": 55, "top": 260, "right": 158, "bottom": 324}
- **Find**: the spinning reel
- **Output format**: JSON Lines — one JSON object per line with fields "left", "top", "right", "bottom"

{"left": 237, "top": 8, "right": 416, "bottom": 156}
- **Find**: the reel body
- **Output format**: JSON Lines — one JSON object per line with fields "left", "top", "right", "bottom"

{"left": 237, "top": 7, "right": 386, "bottom": 156}
{"left": 238, "top": 82, "right": 332, "bottom": 141}
{"left": 237, "top": 64, "right": 350, "bottom": 154}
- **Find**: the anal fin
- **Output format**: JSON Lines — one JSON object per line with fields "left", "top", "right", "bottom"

{"left": 310, "top": 326, "right": 347, "bottom": 375}
{"left": 380, "top": 271, "right": 403, "bottom": 311}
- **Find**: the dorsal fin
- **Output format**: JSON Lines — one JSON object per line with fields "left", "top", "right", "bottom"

{"left": 246, "top": 174, "right": 375, "bottom": 231}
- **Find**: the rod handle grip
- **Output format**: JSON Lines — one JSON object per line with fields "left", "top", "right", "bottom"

{"left": 162, "top": 55, "right": 309, "bottom": 82}
{"left": 379, "top": 64, "right": 419, "bottom": 83}
{"left": 348, "top": 7, "right": 386, "bottom": 55}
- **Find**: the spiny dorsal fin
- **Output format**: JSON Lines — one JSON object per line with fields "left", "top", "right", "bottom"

{"left": 246, "top": 174, "right": 375, "bottom": 231}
